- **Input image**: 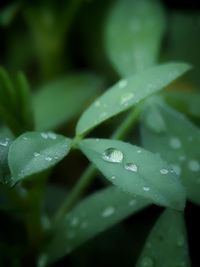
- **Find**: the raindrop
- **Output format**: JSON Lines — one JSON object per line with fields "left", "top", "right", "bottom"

{"left": 140, "top": 256, "right": 154, "bottom": 267}
{"left": 45, "top": 156, "right": 53, "bottom": 161}
{"left": 48, "top": 132, "right": 57, "bottom": 139}
{"left": 120, "top": 92, "right": 134, "bottom": 106}
{"left": 102, "top": 148, "right": 123, "bottom": 163}
{"left": 41, "top": 132, "right": 48, "bottom": 139}
{"left": 118, "top": 79, "right": 128, "bottom": 88}
{"left": 143, "top": 186, "right": 150, "bottom": 192}
{"left": 125, "top": 163, "right": 138, "bottom": 172}
{"left": 101, "top": 206, "right": 115, "bottom": 217}
{"left": 111, "top": 176, "right": 116, "bottom": 180}
{"left": 160, "top": 168, "right": 169, "bottom": 175}
{"left": 33, "top": 152, "right": 40, "bottom": 157}
{"left": 188, "top": 160, "right": 199, "bottom": 172}
{"left": 169, "top": 137, "right": 181, "bottom": 149}
{"left": 0, "top": 140, "right": 8, "bottom": 147}
{"left": 171, "top": 164, "right": 181, "bottom": 176}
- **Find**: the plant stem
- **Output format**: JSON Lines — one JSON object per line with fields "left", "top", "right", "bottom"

{"left": 54, "top": 104, "right": 143, "bottom": 223}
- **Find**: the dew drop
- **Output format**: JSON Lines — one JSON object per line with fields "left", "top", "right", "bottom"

{"left": 143, "top": 186, "right": 150, "bottom": 192}
{"left": 101, "top": 206, "right": 115, "bottom": 217}
{"left": 102, "top": 148, "right": 123, "bottom": 163}
{"left": 33, "top": 152, "right": 40, "bottom": 157}
{"left": 125, "top": 163, "right": 138, "bottom": 172}
{"left": 41, "top": 132, "right": 48, "bottom": 139}
{"left": 160, "top": 168, "right": 169, "bottom": 175}
{"left": 111, "top": 176, "right": 116, "bottom": 180}
{"left": 169, "top": 137, "right": 181, "bottom": 149}
{"left": 22, "top": 137, "right": 28, "bottom": 141}
{"left": 118, "top": 79, "right": 128, "bottom": 88}
{"left": 188, "top": 160, "right": 199, "bottom": 172}
{"left": 171, "top": 164, "right": 182, "bottom": 176}
{"left": 140, "top": 256, "right": 154, "bottom": 267}
{"left": 45, "top": 156, "right": 53, "bottom": 161}
{"left": 48, "top": 132, "right": 57, "bottom": 139}
{"left": 94, "top": 100, "right": 101, "bottom": 107}
{"left": 120, "top": 92, "right": 134, "bottom": 106}
{"left": 0, "top": 140, "right": 8, "bottom": 147}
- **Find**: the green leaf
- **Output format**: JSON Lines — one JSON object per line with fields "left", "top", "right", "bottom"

{"left": 41, "top": 186, "right": 150, "bottom": 265}
{"left": 0, "top": 3, "right": 20, "bottom": 27}
{"left": 33, "top": 73, "right": 103, "bottom": 131}
{"left": 164, "top": 90, "right": 200, "bottom": 119}
{"left": 76, "top": 63, "right": 191, "bottom": 136}
{"left": 79, "top": 138, "right": 186, "bottom": 210}
{"left": 141, "top": 102, "right": 200, "bottom": 205}
{"left": 0, "top": 137, "right": 12, "bottom": 185}
{"left": 105, "top": 0, "right": 166, "bottom": 76}
{"left": 8, "top": 132, "right": 72, "bottom": 183}
{"left": 135, "top": 209, "right": 191, "bottom": 267}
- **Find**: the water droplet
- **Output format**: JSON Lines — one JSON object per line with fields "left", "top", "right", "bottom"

{"left": 111, "top": 176, "right": 116, "bottom": 180}
{"left": 140, "top": 256, "right": 154, "bottom": 267}
{"left": 129, "top": 199, "right": 137, "bottom": 206}
{"left": 118, "top": 79, "right": 128, "bottom": 88}
{"left": 169, "top": 137, "right": 181, "bottom": 149}
{"left": 33, "top": 152, "right": 40, "bottom": 157}
{"left": 0, "top": 140, "right": 9, "bottom": 147}
{"left": 125, "top": 163, "right": 138, "bottom": 172}
{"left": 171, "top": 164, "right": 181, "bottom": 176}
{"left": 143, "top": 186, "right": 150, "bottom": 192}
{"left": 22, "top": 137, "right": 28, "bottom": 141}
{"left": 101, "top": 206, "right": 115, "bottom": 217}
{"left": 160, "top": 168, "right": 169, "bottom": 175}
{"left": 70, "top": 217, "right": 79, "bottom": 227}
{"left": 48, "top": 132, "right": 57, "bottom": 139}
{"left": 137, "top": 149, "right": 142, "bottom": 153}
{"left": 45, "top": 156, "right": 53, "bottom": 161}
{"left": 41, "top": 132, "right": 48, "bottom": 139}
{"left": 94, "top": 100, "right": 101, "bottom": 107}
{"left": 188, "top": 160, "right": 199, "bottom": 172}
{"left": 120, "top": 92, "right": 134, "bottom": 106}
{"left": 102, "top": 148, "right": 123, "bottom": 163}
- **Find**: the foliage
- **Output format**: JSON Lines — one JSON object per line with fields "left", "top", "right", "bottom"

{"left": 0, "top": 0, "right": 200, "bottom": 266}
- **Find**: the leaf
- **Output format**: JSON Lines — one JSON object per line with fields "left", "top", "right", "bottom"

{"left": 76, "top": 63, "right": 191, "bottom": 136}
{"left": 164, "top": 90, "right": 200, "bottom": 119}
{"left": 79, "top": 138, "right": 186, "bottom": 210}
{"left": 8, "top": 132, "right": 72, "bottom": 184}
{"left": 33, "top": 73, "right": 103, "bottom": 131}
{"left": 0, "top": 137, "right": 12, "bottom": 185}
{"left": 135, "top": 209, "right": 191, "bottom": 267}
{"left": 105, "top": 0, "right": 166, "bottom": 76}
{"left": 0, "top": 3, "right": 20, "bottom": 27}
{"left": 41, "top": 186, "right": 150, "bottom": 265}
{"left": 141, "top": 102, "right": 200, "bottom": 205}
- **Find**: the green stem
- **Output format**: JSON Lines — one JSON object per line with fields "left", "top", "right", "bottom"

{"left": 54, "top": 104, "right": 143, "bottom": 223}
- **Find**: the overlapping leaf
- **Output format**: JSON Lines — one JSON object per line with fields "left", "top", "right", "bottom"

{"left": 76, "top": 63, "right": 190, "bottom": 136}
{"left": 33, "top": 73, "right": 103, "bottom": 131}
{"left": 8, "top": 132, "right": 71, "bottom": 183}
{"left": 0, "top": 137, "right": 12, "bottom": 185}
{"left": 135, "top": 209, "right": 191, "bottom": 267}
{"left": 141, "top": 102, "right": 200, "bottom": 204}
{"left": 79, "top": 138, "right": 186, "bottom": 210}
{"left": 41, "top": 186, "right": 150, "bottom": 265}
{"left": 105, "top": 0, "right": 165, "bottom": 76}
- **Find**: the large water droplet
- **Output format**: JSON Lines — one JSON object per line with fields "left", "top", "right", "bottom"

{"left": 160, "top": 168, "right": 169, "bottom": 175}
{"left": 101, "top": 206, "right": 115, "bottom": 217}
{"left": 188, "top": 160, "right": 199, "bottom": 172}
{"left": 102, "top": 148, "right": 123, "bottom": 163}
{"left": 125, "top": 163, "right": 138, "bottom": 172}
{"left": 140, "top": 256, "right": 154, "bottom": 267}
{"left": 169, "top": 137, "right": 181, "bottom": 149}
